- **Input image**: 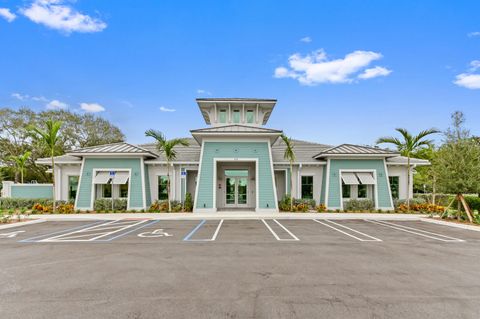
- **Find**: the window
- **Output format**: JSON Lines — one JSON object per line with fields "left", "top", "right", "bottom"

{"left": 68, "top": 176, "right": 79, "bottom": 201}
{"left": 358, "top": 184, "right": 367, "bottom": 198}
{"left": 219, "top": 110, "right": 227, "bottom": 123}
{"left": 342, "top": 182, "right": 351, "bottom": 198}
{"left": 158, "top": 176, "right": 168, "bottom": 200}
{"left": 102, "top": 184, "right": 112, "bottom": 198}
{"left": 246, "top": 110, "right": 255, "bottom": 123}
{"left": 301, "top": 176, "right": 314, "bottom": 199}
{"left": 389, "top": 176, "right": 400, "bottom": 199}
{"left": 120, "top": 183, "right": 129, "bottom": 198}
{"left": 232, "top": 110, "right": 240, "bottom": 123}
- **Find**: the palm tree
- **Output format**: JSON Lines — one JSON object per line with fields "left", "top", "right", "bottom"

{"left": 10, "top": 151, "right": 31, "bottom": 183}
{"left": 145, "top": 129, "right": 189, "bottom": 212}
{"left": 280, "top": 134, "right": 296, "bottom": 211}
{"left": 376, "top": 128, "right": 439, "bottom": 209}
{"left": 29, "top": 120, "right": 62, "bottom": 213}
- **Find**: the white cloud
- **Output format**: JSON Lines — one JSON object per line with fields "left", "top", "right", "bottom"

{"left": 80, "top": 102, "right": 105, "bottom": 112}
{"left": 46, "top": 99, "right": 68, "bottom": 110}
{"left": 468, "top": 31, "right": 480, "bottom": 37}
{"left": 300, "top": 36, "right": 312, "bottom": 43}
{"left": 358, "top": 66, "right": 392, "bottom": 79}
{"left": 11, "top": 92, "right": 29, "bottom": 100}
{"left": 454, "top": 60, "right": 480, "bottom": 90}
{"left": 454, "top": 73, "right": 480, "bottom": 89}
{"left": 196, "top": 89, "right": 212, "bottom": 95}
{"left": 20, "top": 0, "right": 107, "bottom": 34}
{"left": 31, "top": 96, "right": 49, "bottom": 102}
{"left": 274, "top": 49, "right": 391, "bottom": 85}
{"left": 0, "top": 8, "right": 16, "bottom": 22}
{"left": 159, "top": 106, "right": 175, "bottom": 112}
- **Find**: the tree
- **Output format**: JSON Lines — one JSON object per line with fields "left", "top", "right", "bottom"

{"left": 9, "top": 151, "right": 31, "bottom": 184}
{"left": 280, "top": 134, "right": 296, "bottom": 211}
{"left": 434, "top": 112, "right": 480, "bottom": 223}
{"left": 145, "top": 130, "right": 189, "bottom": 212}
{"left": 29, "top": 120, "right": 63, "bottom": 213}
{"left": 376, "top": 128, "right": 439, "bottom": 209}
{"left": 0, "top": 107, "right": 125, "bottom": 183}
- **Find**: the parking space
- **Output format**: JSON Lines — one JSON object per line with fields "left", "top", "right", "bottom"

{"left": 2, "top": 217, "right": 480, "bottom": 318}
{"left": 4, "top": 218, "right": 479, "bottom": 244}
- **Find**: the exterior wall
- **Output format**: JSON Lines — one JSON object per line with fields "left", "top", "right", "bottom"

{"left": 326, "top": 159, "right": 394, "bottom": 210}
{"left": 144, "top": 164, "right": 152, "bottom": 207}
{"left": 186, "top": 170, "right": 198, "bottom": 200}
{"left": 320, "top": 165, "right": 327, "bottom": 204}
{"left": 297, "top": 165, "right": 324, "bottom": 204}
{"left": 195, "top": 141, "right": 277, "bottom": 212}
{"left": 54, "top": 164, "right": 81, "bottom": 201}
{"left": 8, "top": 184, "right": 53, "bottom": 199}
{"left": 76, "top": 158, "right": 145, "bottom": 210}
{"left": 387, "top": 165, "right": 411, "bottom": 200}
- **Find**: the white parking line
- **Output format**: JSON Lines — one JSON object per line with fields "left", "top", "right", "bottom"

{"left": 184, "top": 219, "right": 224, "bottom": 242}
{"left": 365, "top": 219, "right": 465, "bottom": 242}
{"left": 313, "top": 219, "right": 382, "bottom": 242}
{"left": 40, "top": 219, "right": 149, "bottom": 242}
{"left": 262, "top": 219, "right": 299, "bottom": 241}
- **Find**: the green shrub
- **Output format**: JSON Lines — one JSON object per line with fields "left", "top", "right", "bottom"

{"left": 394, "top": 197, "right": 426, "bottom": 208}
{"left": 414, "top": 193, "right": 454, "bottom": 206}
{"left": 170, "top": 200, "right": 182, "bottom": 212}
{"left": 0, "top": 198, "right": 53, "bottom": 210}
{"left": 293, "top": 198, "right": 316, "bottom": 209}
{"left": 93, "top": 199, "right": 127, "bottom": 212}
{"left": 184, "top": 192, "right": 193, "bottom": 212}
{"left": 278, "top": 194, "right": 292, "bottom": 211}
{"left": 343, "top": 199, "right": 374, "bottom": 211}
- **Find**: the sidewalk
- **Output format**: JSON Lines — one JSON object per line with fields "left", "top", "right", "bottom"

{"left": 26, "top": 212, "right": 428, "bottom": 221}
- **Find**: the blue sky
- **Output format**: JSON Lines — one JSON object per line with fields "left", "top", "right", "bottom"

{"left": 1, "top": 0, "right": 479, "bottom": 146}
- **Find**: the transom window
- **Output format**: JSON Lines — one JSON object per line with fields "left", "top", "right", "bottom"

{"left": 232, "top": 110, "right": 240, "bottom": 123}
{"left": 158, "top": 176, "right": 168, "bottom": 200}
{"left": 301, "top": 176, "right": 314, "bottom": 199}
{"left": 246, "top": 110, "right": 255, "bottom": 123}
{"left": 219, "top": 110, "right": 227, "bottom": 123}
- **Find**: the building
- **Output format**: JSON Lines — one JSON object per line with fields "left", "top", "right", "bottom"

{"left": 23, "top": 98, "right": 428, "bottom": 212}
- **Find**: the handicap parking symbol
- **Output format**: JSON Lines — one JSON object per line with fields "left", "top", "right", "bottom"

{"left": 138, "top": 229, "right": 173, "bottom": 238}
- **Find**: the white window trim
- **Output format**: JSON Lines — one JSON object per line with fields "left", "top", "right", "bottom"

{"left": 338, "top": 169, "right": 379, "bottom": 210}
{"left": 300, "top": 175, "right": 314, "bottom": 200}
{"left": 90, "top": 169, "right": 132, "bottom": 211}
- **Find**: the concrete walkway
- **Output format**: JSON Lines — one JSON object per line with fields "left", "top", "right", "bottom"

{"left": 23, "top": 212, "right": 428, "bottom": 221}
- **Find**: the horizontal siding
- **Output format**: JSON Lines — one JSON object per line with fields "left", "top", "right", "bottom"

{"left": 327, "top": 159, "right": 393, "bottom": 209}
{"left": 11, "top": 185, "right": 53, "bottom": 199}
{"left": 196, "top": 142, "right": 276, "bottom": 210}
{"left": 76, "top": 158, "right": 144, "bottom": 210}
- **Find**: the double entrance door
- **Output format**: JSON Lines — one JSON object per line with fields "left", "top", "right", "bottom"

{"left": 225, "top": 169, "right": 248, "bottom": 207}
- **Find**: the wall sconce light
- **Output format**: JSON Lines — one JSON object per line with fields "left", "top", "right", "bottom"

{"left": 333, "top": 172, "right": 337, "bottom": 177}
{"left": 378, "top": 172, "right": 384, "bottom": 177}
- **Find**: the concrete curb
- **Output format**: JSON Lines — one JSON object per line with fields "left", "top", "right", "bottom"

{"left": 0, "top": 219, "right": 46, "bottom": 230}
{"left": 421, "top": 217, "right": 480, "bottom": 232}
{"left": 28, "top": 213, "right": 427, "bottom": 221}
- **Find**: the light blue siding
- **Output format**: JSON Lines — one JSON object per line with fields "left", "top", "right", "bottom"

{"left": 327, "top": 159, "right": 393, "bottom": 209}
{"left": 11, "top": 185, "right": 53, "bottom": 199}
{"left": 76, "top": 158, "right": 145, "bottom": 210}
{"left": 196, "top": 142, "right": 276, "bottom": 210}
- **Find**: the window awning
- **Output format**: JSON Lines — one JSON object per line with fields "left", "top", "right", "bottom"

{"left": 93, "top": 171, "right": 111, "bottom": 184}
{"left": 341, "top": 172, "right": 359, "bottom": 185}
{"left": 356, "top": 172, "right": 375, "bottom": 185}
{"left": 111, "top": 171, "right": 130, "bottom": 184}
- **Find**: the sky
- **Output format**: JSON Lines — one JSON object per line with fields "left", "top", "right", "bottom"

{"left": 0, "top": 0, "right": 479, "bottom": 146}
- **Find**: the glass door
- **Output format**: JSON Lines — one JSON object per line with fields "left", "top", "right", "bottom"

{"left": 225, "top": 170, "right": 249, "bottom": 207}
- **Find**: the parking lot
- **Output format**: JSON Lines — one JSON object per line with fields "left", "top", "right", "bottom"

{"left": 1, "top": 218, "right": 480, "bottom": 318}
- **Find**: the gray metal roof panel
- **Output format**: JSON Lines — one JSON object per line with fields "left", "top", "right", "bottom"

{"left": 314, "top": 144, "right": 398, "bottom": 157}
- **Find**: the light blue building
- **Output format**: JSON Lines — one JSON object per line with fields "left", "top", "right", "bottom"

{"left": 9, "top": 98, "right": 427, "bottom": 212}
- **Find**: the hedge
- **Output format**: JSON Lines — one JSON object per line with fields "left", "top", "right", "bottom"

{"left": 94, "top": 199, "right": 128, "bottom": 212}
{"left": 343, "top": 199, "right": 374, "bottom": 211}
{"left": 0, "top": 198, "right": 53, "bottom": 210}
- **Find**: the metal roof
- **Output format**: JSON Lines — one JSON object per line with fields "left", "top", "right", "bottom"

{"left": 386, "top": 156, "right": 430, "bottom": 166}
{"left": 314, "top": 144, "right": 398, "bottom": 158}
{"left": 272, "top": 139, "right": 331, "bottom": 163}
{"left": 36, "top": 154, "right": 82, "bottom": 165}
{"left": 68, "top": 142, "right": 157, "bottom": 156}
{"left": 190, "top": 125, "right": 282, "bottom": 134}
